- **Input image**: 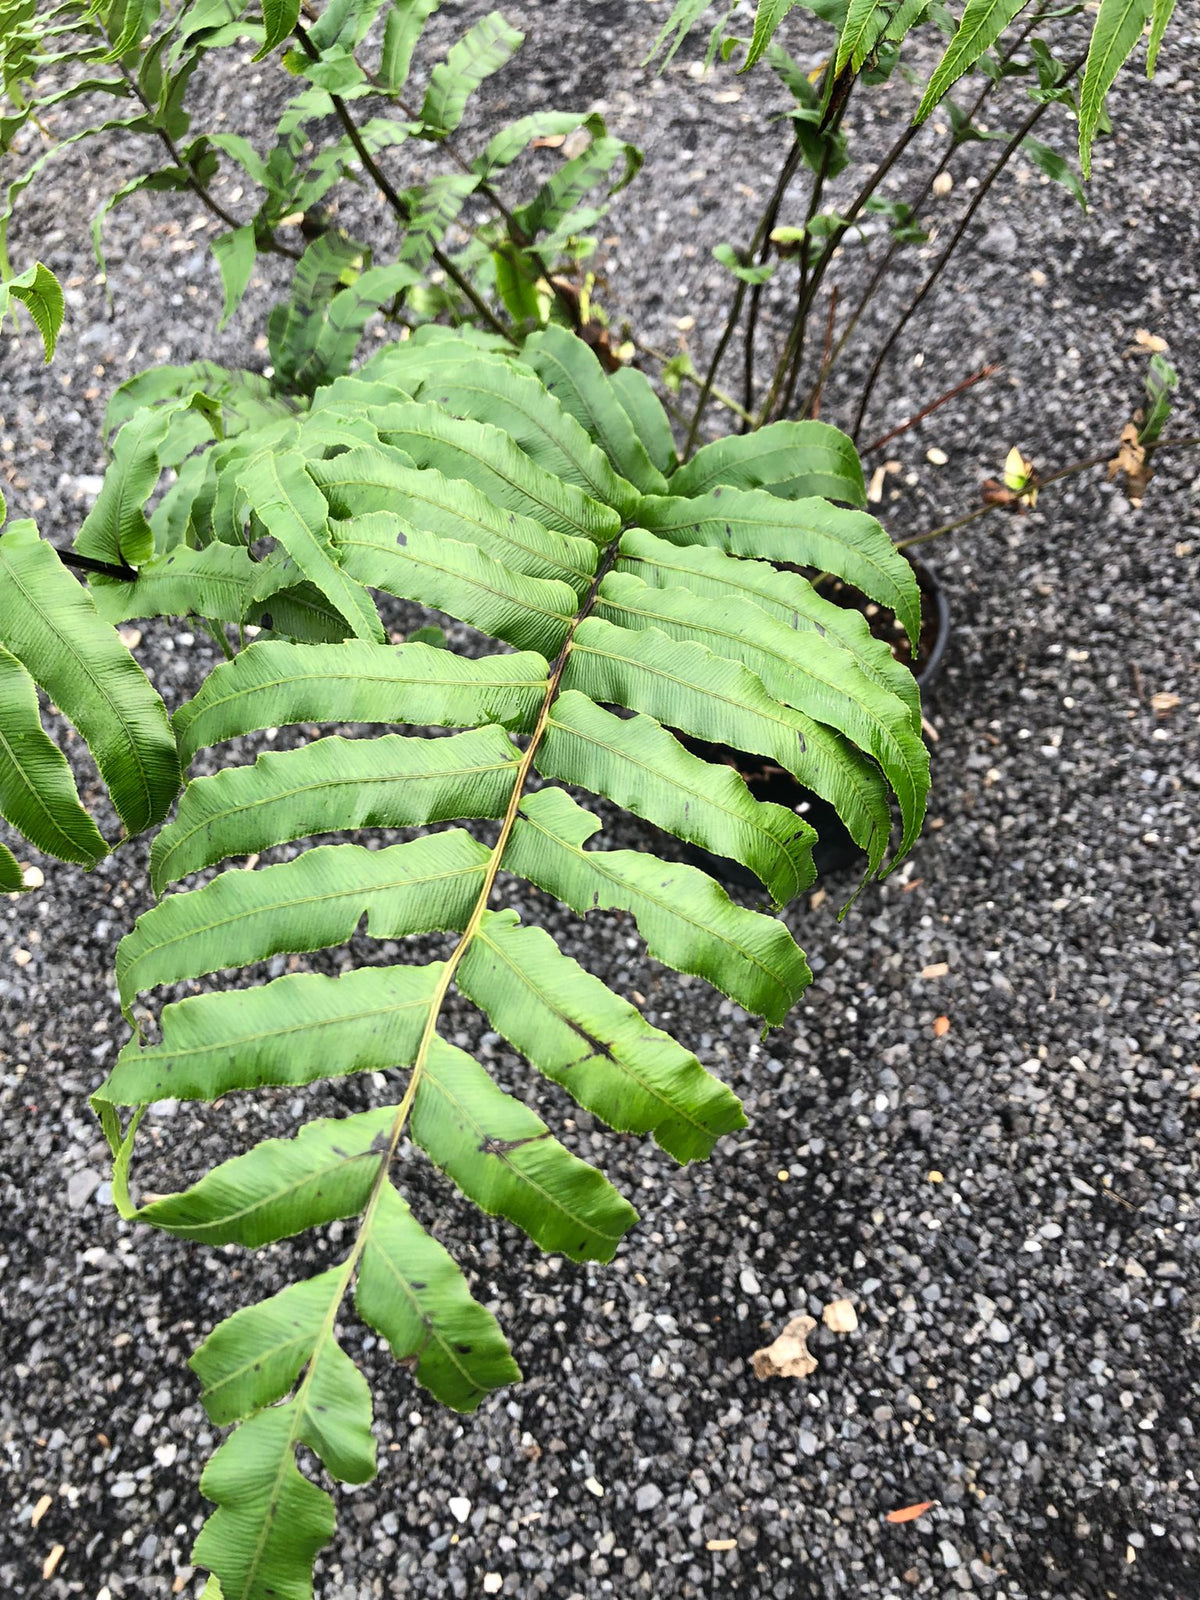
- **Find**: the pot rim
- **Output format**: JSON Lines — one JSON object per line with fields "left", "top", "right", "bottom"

{"left": 904, "top": 551, "right": 951, "bottom": 690}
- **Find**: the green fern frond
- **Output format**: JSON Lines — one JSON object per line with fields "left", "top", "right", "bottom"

{"left": 0, "top": 836, "right": 24, "bottom": 891}
{"left": 637, "top": 0, "right": 1172, "bottom": 184}
{"left": 76, "top": 326, "right": 929, "bottom": 1600}
{"left": 1078, "top": 0, "right": 1154, "bottom": 177}
{"left": 419, "top": 10, "right": 523, "bottom": 138}
{"left": 1146, "top": 0, "right": 1177, "bottom": 79}
{"left": 0, "top": 520, "right": 178, "bottom": 868}
{"left": 914, "top": 0, "right": 1030, "bottom": 124}
{"left": 837, "top": 0, "right": 892, "bottom": 72}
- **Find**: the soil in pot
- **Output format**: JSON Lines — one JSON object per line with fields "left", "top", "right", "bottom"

{"left": 678, "top": 553, "right": 949, "bottom": 888}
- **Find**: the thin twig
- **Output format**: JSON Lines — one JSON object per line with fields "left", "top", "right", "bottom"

{"left": 809, "top": 285, "right": 839, "bottom": 420}
{"left": 772, "top": 80, "right": 857, "bottom": 422}
{"left": 757, "top": 114, "right": 923, "bottom": 426}
{"left": 775, "top": 112, "right": 845, "bottom": 422}
{"left": 851, "top": 52, "right": 1084, "bottom": 442}
{"left": 634, "top": 339, "right": 755, "bottom": 425}
{"left": 895, "top": 433, "right": 1200, "bottom": 552}
{"left": 293, "top": 23, "right": 512, "bottom": 340}
{"left": 691, "top": 130, "right": 809, "bottom": 446}
{"left": 684, "top": 279, "right": 748, "bottom": 456}
{"left": 863, "top": 362, "right": 1000, "bottom": 454}
{"left": 799, "top": 3, "right": 1047, "bottom": 416}
{"left": 114, "top": 62, "right": 301, "bottom": 261}
{"left": 741, "top": 133, "right": 806, "bottom": 425}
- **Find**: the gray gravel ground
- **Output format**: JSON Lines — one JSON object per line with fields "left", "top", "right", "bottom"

{"left": 2, "top": 3, "right": 1198, "bottom": 1598}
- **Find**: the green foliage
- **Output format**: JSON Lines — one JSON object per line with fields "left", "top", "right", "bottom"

{"left": 715, "top": 239, "right": 776, "bottom": 284}
{"left": 420, "top": 9, "right": 522, "bottom": 136}
{"left": 645, "top": 0, "right": 1173, "bottom": 184}
{"left": 643, "top": 0, "right": 715, "bottom": 68}
{"left": 0, "top": 330, "right": 929, "bottom": 1597}
{"left": 1146, "top": 0, "right": 1176, "bottom": 79}
{"left": 0, "top": 837, "right": 23, "bottom": 891}
{"left": 0, "top": 1, "right": 643, "bottom": 365}
{"left": 0, "top": 258, "right": 63, "bottom": 359}
{"left": 1078, "top": 0, "right": 1153, "bottom": 177}
{"left": 0, "top": 1, "right": 1183, "bottom": 1596}
{"left": 767, "top": 43, "right": 851, "bottom": 177}
{"left": 837, "top": 0, "right": 894, "bottom": 74}
{"left": 744, "top": 0, "right": 800, "bottom": 70}
{"left": 1141, "top": 351, "right": 1178, "bottom": 446}
{"left": 0, "top": 519, "right": 178, "bottom": 864}
{"left": 913, "top": 0, "right": 1029, "bottom": 122}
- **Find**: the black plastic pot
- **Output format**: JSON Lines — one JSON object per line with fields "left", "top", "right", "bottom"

{"left": 678, "top": 553, "right": 950, "bottom": 888}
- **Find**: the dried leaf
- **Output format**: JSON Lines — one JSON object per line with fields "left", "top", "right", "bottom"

{"left": 822, "top": 1298, "right": 859, "bottom": 1333}
{"left": 1108, "top": 422, "right": 1145, "bottom": 477}
{"left": 980, "top": 477, "right": 1019, "bottom": 509}
{"left": 1108, "top": 422, "right": 1151, "bottom": 506}
{"left": 750, "top": 1315, "right": 817, "bottom": 1380}
{"left": 1134, "top": 329, "right": 1168, "bottom": 353}
{"left": 1150, "top": 691, "right": 1180, "bottom": 716}
{"left": 886, "top": 1500, "right": 939, "bottom": 1524}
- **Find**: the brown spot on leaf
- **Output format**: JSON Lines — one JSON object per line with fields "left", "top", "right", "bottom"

{"left": 479, "top": 1131, "right": 551, "bottom": 1155}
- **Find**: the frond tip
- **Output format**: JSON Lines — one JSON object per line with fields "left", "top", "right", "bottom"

{"left": 71, "top": 324, "right": 930, "bottom": 1600}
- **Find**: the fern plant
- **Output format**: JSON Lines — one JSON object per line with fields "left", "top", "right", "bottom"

{"left": 650, "top": 0, "right": 1176, "bottom": 177}
{"left": 1, "top": 0, "right": 640, "bottom": 363}
{"left": 642, "top": 0, "right": 1179, "bottom": 446}
{"left": 1, "top": 324, "right": 927, "bottom": 1596}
